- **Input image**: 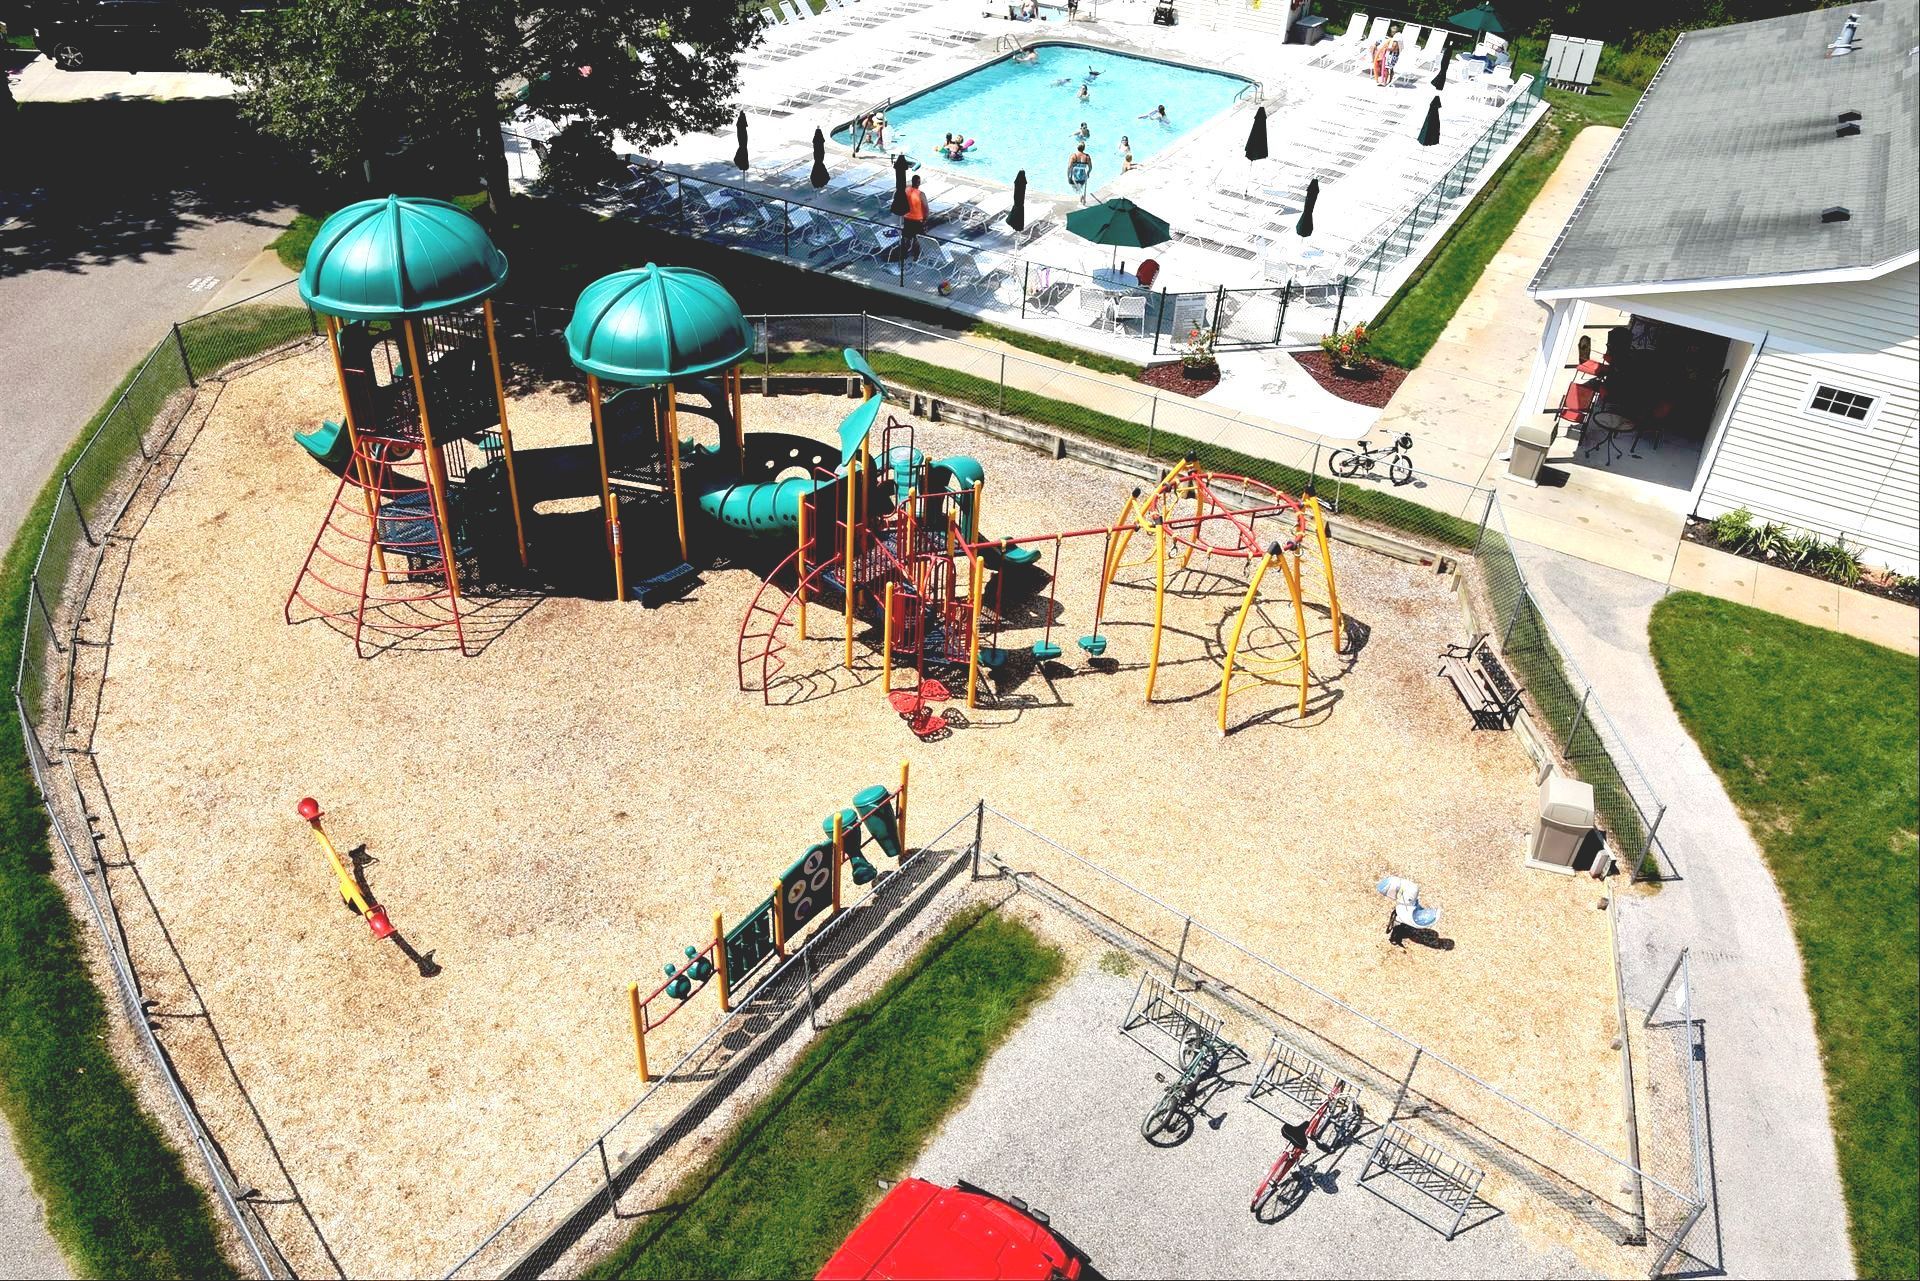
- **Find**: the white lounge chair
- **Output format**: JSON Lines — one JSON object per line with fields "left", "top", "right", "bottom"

{"left": 1345, "top": 11, "right": 1367, "bottom": 41}
{"left": 782, "top": 2, "right": 807, "bottom": 23}
{"left": 760, "top": 8, "right": 780, "bottom": 29}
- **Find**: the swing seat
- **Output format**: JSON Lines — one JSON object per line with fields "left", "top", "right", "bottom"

{"left": 976, "top": 646, "right": 1011, "bottom": 669}
{"left": 1076, "top": 634, "right": 1109, "bottom": 657}
{"left": 1031, "top": 641, "right": 1063, "bottom": 662}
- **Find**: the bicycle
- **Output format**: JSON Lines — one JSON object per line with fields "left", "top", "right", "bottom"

{"left": 1249, "top": 1077, "right": 1363, "bottom": 1218}
{"left": 1327, "top": 432, "right": 1414, "bottom": 487}
{"left": 1141, "top": 1030, "right": 1225, "bottom": 1146}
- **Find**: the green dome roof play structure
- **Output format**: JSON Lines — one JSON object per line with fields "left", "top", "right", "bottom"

{"left": 565, "top": 265, "right": 755, "bottom": 383}
{"left": 298, "top": 196, "right": 510, "bottom": 320}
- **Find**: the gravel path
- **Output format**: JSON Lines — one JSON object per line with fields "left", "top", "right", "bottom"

{"left": 912, "top": 961, "right": 1596, "bottom": 1280}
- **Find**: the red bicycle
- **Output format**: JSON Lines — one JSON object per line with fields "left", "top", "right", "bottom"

{"left": 1250, "top": 1078, "right": 1362, "bottom": 1218}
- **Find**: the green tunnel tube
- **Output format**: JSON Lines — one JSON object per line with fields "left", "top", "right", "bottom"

{"left": 852, "top": 786, "right": 903, "bottom": 859}
{"left": 822, "top": 809, "right": 876, "bottom": 885}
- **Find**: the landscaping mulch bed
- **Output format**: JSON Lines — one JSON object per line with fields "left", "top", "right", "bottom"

{"left": 1293, "top": 350, "right": 1409, "bottom": 408}
{"left": 1680, "top": 519, "right": 1920, "bottom": 606}
{"left": 1137, "top": 361, "right": 1219, "bottom": 398}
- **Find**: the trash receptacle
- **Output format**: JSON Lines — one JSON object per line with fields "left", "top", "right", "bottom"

{"left": 1292, "top": 15, "right": 1328, "bottom": 44}
{"left": 1507, "top": 421, "right": 1555, "bottom": 486}
{"left": 1528, "top": 770, "right": 1595, "bottom": 872}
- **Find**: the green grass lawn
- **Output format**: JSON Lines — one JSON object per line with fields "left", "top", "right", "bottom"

{"left": 1648, "top": 593, "right": 1918, "bottom": 1279}
{"left": 588, "top": 908, "right": 1063, "bottom": 1279}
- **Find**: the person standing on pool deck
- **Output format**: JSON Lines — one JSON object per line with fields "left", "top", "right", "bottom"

{"left": 1067, "top": 142, "right": 1094, "bottom": 204}
{"left": 901, "top": 174, "right": 929, "bottom": 261}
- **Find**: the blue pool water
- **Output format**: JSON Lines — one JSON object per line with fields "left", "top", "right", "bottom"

{"left": 834, "top": 44, "right": 1252, "bottom": 197}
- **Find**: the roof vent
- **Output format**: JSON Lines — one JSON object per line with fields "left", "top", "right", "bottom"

{"left": 1827, "top": 12, "right": 1861, "bottom": 58}
{"left": 1821, "top": 206, "right": 1852, "bottom": 224}
{"left": 1837, "top": 121, "right": 1862, "bottom": 137}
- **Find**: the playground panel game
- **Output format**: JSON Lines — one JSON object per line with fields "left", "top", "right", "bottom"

{"left": 89, "top": 346, "right": 1622, "bottom": 1276}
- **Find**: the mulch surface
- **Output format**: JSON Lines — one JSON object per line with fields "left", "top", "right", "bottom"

{"left": 1680, "top": 520, "right": 1920, "bottom": 605}
{"left": 1137, "top": 361, "right": 1220, "bottom": 398}
{"left": 1294, "top": 350, "right": 1409, "bottom": 408}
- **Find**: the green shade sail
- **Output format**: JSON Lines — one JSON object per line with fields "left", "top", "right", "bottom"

{"left": 298, "top": 196, "right": 508, "bottom": 320}
{"left": 565, "top": 264, "right": 754, "bottom": 383}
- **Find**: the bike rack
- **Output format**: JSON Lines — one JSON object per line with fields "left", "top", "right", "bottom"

{"left": 1121, "top": 972, "right": 1225, "bottom": 1052}
{"left": 1247, "top": 1032, "right": 1364, "bottom": 1118}
{"left": 1358, "top": 1120, "right": 1488, "bottom": 1240}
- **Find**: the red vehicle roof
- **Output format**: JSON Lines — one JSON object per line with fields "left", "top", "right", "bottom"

{"left": 817, "top": 1179, "right": 1082, "bottom": 1281}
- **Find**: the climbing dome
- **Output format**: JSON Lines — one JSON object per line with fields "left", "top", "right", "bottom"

{"left": 565, "top": 264, "right": 754, "bottom": 382}
{"left": 298, "top": 196, "right": 510, "bottom": 319}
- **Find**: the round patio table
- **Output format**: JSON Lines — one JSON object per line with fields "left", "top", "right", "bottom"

{"left": 1584, "top": 409, "right": 1636, "bottom": 466}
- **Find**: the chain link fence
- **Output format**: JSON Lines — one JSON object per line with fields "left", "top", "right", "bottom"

{"left": 1473, "top": 500, "right": 1673, "bottom": 880}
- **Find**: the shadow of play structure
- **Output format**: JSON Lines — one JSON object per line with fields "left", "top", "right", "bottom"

{"left": 283, "top": 197, "right": 1347, "bottom": 733}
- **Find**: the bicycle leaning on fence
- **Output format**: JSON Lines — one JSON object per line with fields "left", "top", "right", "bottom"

{"left": 1141, "top": 1029, "right": 1229, "bottom": 1145}
{"left": 1328, "top": 432, "right": 1414, "bottom": 486}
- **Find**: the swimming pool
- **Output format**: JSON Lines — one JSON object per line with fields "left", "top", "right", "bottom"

{"left": 833, "top": 44, "right": 1254, "bottom": 198}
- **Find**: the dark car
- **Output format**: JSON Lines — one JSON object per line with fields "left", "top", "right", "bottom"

{"left": 29, "top": 0, "right": 228, "bottom": 72}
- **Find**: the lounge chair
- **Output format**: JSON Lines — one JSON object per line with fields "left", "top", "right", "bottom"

{"left": 759, "top": 7, "right": 780, "bottom": 27}
{"left": 902, "top": 238, "right": 957, "bottom": 289}
{"left": 944, "top": 246, "right": 1016, "bottom": 305}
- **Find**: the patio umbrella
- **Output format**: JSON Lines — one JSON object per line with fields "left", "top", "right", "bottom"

{"left": 890, "top": 153, "right": 911, "bottom": 216}
{"left": 1008, "top": 170, "right": 1028, "bottom": 233}
{"left": 1448, "top": 2, "right": 1504, "bottom": 36}
{"left": 1418, "top": 96, "right": 1442, "bottom": 147}
{"left": 733, "top": 111, "right": 749, "bottom": 173}
{"left": 809, "top": 127, "right": 829, "bottom": 189}
{"left": 1244, "top": 105, "right": 1269, "bottom": 162}
{"left": 1295, "top": 176, "right": 1318, "bottom": 239}
{"left": 1065, "top": 197, "right": 1172, "bottom": 270}
{"left": 1432, "top": 42, "right": 1454, "bottom": 90}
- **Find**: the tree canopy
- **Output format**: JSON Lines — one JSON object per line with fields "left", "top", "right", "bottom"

{"left": 193, "top": 1, "right": 762, "bottom": 205}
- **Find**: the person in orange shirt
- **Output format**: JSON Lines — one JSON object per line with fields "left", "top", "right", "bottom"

{"left": 901, "top": 174, "right": 930, "bottom": 261}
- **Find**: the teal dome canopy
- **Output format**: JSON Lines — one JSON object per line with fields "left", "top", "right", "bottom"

{"left": 298, "top": 196, "right": 509, "bottom": 320}
{"left": 566, "top": 265, "right": 753, "bottom": 383}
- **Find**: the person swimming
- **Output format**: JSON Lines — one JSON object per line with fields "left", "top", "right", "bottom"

{"left": 1075, "top": 121, "right": 1091, "bottom": 143}
{"left": 1118, "top": 135, "right": 1135, "bottom": 171}
{"left": 1139, "top": 103, "right": 1168, "bottom": 123}
{"left": 1013, "top": 45, "right": 1037, "bottom": 63}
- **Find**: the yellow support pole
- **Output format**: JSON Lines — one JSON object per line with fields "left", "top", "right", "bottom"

{"left": 796, "top": 500, "right": 809, "bottom": 642}
{"left": 481, "top": 299, "right": 529, "bottom": 567}
{"left": 966, "top": 536, "right": 984, "bottom": 710}
{"left": 1307, "top": 494, "right": 1344, "bottom": 653}
{"left": 1144, "top": 518, "right": 1168, "bottom": 701}
{"left": 831, "top": 813, "right": 845, "bottom": 919}
{"left": 897, "top": 760, "right": 910, "bottom": 854}
{"left": 1217, "top": 546, "right": 1279, "bottom": 736}
{"left": 843, "top": 450, "right": 858, "bottom": 669}
{"left": 1280, "top": 547, "right": 1311, "bottom": 719}
{"left": 402, "top": 318, "right": 462, "bottom": 602}
{"left": 881, "top": 581, "right": 896, "bottom": 696}
{"left": 323, "top": 317, "right": 390, "bottom": 586}
{"left": 628, "top": 982, "right": 651, "bottom": 1083}
{"left": 713, "top": 912, "right": 731, "bottom": 1012}
{"left": 608, "top": 492, "right": 626, "bottom": 603}
{"left": 667, "top": 384, "right": 689, "bottom": 563}
{"left": 587, "top": 375, "right": 620, "bottom": 599}
{"left": 771, "top": 879, "right": 787, "bottom": 958}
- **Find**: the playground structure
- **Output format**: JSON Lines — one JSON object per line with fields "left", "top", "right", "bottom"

{"left": 625, "top": 769, "right": 911, "bottom": 1083}
{"left": 296, "top": 796, "right": 396, "bottom": 940}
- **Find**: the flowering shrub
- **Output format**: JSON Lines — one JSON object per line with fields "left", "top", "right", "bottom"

{"left": 1320, "top": 322, "right": 1373, "bottom": 371}
{"left": 1179, "top": 325, "right": 1219, "bottom": 374}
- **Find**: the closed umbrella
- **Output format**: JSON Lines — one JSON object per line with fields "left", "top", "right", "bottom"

{"left": 733, "top": 111, "right": 749, "bottom": 174}
{"left": 890, "top": 153, "right": 910, "bottom": 216}
{"left": 1447, "top": 2, "right": 1504, "bottom": 36}
{"left": 1008, "top": 170, "right": 1028, "bottom": 233}
{"left": 1065, "top": 197, "right": 1172, "bottom": 271}
{"left": 1295, "top": 176, "right": 1319, "bottom": 238}
{"left": 1432, "top": 42, "right": 1454, "bottom": 90}
{"left": 809, "top": 127, "right": 828, "bottom": 189}
{"left": 1418, "top": 96, "right": 1442, "bottom": 147}
{"left": 1244, "top": 105, "right": 1269, "bottom": 162}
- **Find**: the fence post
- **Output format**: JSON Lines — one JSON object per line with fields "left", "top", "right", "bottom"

{"left": 1020, "top": 261, "right": 1030, "bottom": 318}
{"left": 1566, "top": 686, "right": 1591, "bottom": 747}
{"left": 29, "top": 578, "right": 64, "bottom": 652}
{"left": 998, "top": 353, "right": 1006, "bottom": 416}
{"left": 783, "top": 201, "right": 791, "bottom": 257}
{"left": 861, "top": 311, "right": 871, "bottom": 358}
{"left": 970, "top": 798, "right": 985, "bottom": 878}
{"left": 597, "top": 1138, "right": 618, "bottom": 1218}
{"left": 803, "top": 947, "right": 819, "bottom": 1032}
{"left": 307, "top": 308, "right": 319, "bottom": 337}
{"left": 1274, "top": 279, "right": 1290, "bottom": 345}
{"left": 171, "top": 323, "right": 196, "bottom": 388}
{"left": 1501, "top": 589, "right": 1525, "bottom": 651}
{"left": 1365, "top": 1045, "right": 1423, "bottom": 1174}
{"left": 1641, "top": 803, "right": 1668, "bottom": 872}
{"left": 1474, "top": 489, "right": 1495, "bottom": 552}
{"left": 1147, "top": 395, "right": 1158, "bottom": 460}
{"left": 1170, "top": 917, "right": 1191, "bottom": 990}
{"left": 61, "top": 476, "right": 95, "bottom": 547}
{"left": 1644, "top": 948, "right": 1690, "bottom": 1028}
{"left": 1331, "top": 277, "right": 1348, "bottom": 335}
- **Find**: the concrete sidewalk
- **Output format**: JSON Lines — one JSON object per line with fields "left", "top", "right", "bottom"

{"left": 1513, "top": 541, "right": 1856, "bottom": 1281}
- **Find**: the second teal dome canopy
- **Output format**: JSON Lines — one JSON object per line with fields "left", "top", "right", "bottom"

{"left": 566, "top": 265, "right": 754, "bottom": 383}
{"left": 298, "top": 196, "right": 509, "bottom": 320}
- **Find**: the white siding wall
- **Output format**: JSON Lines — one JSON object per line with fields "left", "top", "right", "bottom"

{"left": 1608, "top": 265, "right": 1920, "bottom": 574}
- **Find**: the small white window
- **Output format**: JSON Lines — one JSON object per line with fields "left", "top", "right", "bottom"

{"left": 1801, "top": 380, "right": 1881, "bottom": 428}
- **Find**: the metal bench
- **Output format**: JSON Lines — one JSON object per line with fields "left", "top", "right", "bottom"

{"left": 1438, "top": 633, "right": 1524, "bottom": 730}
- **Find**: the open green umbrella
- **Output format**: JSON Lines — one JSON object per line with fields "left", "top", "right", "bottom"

{"left": 1448, "top": 2, "right": 1504, "bottom": 35}
{"left": 1065, "top": 197, "right": 1172, "bottom": 270}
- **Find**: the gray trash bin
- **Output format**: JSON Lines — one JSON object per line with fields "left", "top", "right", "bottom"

{"left": 1507, "top": 420, "right": 1555, "bottom": 486}
{"left": 1528, "top": 771, "right": 1595, "bottom": 871}
{"left": 1292, "top": 15, "right": 1328, "bottom": 44}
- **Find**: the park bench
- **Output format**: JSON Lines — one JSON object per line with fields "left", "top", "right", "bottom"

{"left": 1437, "top": 633, "right": 1524, "bottom": 730}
